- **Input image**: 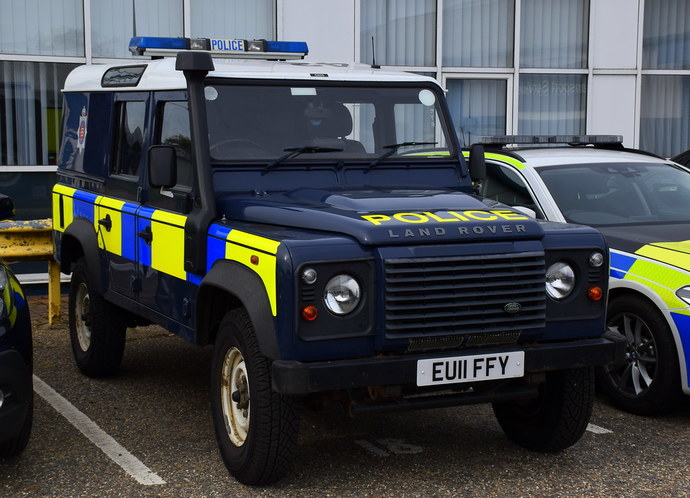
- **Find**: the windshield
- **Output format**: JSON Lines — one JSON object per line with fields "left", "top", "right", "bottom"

{"left": 538, "top": 162, "right": 690, "bottom": 225}
{"left": 204, "top": 82, "right": 454, "bottom": 163}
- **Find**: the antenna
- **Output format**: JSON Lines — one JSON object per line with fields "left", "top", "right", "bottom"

{"left": 132, "top": 0, "right": 137, "bottom": 37}
{"left": 371, "top": 37, "right": 380, "bottom": 69}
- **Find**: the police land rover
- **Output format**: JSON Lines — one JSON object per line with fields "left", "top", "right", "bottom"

{"left": 52, "top": 37, "right": 622, "bottom": 485}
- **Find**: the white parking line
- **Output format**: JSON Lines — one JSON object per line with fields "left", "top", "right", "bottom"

{"left": 33, "top": 375, "right": 166, "bottom": 486}
{"left": 586, "top": 423, "right": 613, "bottom": 434}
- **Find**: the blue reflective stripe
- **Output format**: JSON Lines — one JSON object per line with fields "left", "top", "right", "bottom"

{"left": 73, "top": 190, "right": 99, "bottom": 203}
{"left": 610, "top": 251, "right": 637, "bottom": 273}
{"left": 137, "top": 217, "right": 152, "bottom": 267}
{"left": 187, "top": 273, "right": 202, "bottom": 285}
{"left": 670, "top": 312, "right": 690, "bottom": 388}
{"left": 209, "top": 224, "right": 231, "bottom": 239}
{"left": 207, "top": 224, "right": 232, "bottom": 273}
{"left": 610, "top": 269, "right": 627, "bottom": 279}
{"left": 73, "top": 199, "right": 95, "bottom": 221}
{"left": 122, "top": 202, "right": 138, "bottom": 215}
{"left": 122, "top": 212, "right": 136, "bottom": 260}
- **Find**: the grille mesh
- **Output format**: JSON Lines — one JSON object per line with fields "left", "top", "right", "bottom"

{"left": 384, "top": 251, "right": 546, "bottom": 338}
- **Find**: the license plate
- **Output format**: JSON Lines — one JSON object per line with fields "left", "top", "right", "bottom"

{"left": 416, "top": 351, "right": 525, "bottom": 387}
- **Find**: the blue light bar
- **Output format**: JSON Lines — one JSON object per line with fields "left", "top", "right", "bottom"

{"left": 265, "top": 41, "right": 309, "bottom": 53}
{"left": 128, "top": 36, "right": 308, "bottom": 59}
{"left": 129, "top": 37, "right": 189, "bottom": 55}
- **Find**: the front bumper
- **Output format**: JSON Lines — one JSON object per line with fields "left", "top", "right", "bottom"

{"left": 0, "top": 349, "right": 33, "bottom": 442}
{"left": 272, "top": 330, "right": 625, "bottom": 395}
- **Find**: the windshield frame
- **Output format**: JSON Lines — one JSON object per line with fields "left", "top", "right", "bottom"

{"left": 202, "top": 77, "right": 459, "bottom": 165}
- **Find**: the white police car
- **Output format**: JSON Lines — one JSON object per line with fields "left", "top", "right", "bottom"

{"left": 471, "top": 135, "right": 690, "bottom": 414}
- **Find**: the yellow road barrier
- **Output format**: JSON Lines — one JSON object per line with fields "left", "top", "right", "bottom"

{"left": 0, "top": 219, "right": 61, "bottom": 324}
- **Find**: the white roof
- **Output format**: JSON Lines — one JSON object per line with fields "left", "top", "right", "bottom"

{"left": 63, "top": 56, "right": 440, "bottom": 93}
{"left": 509, "top": 147, "right": 671, "bottom": 169}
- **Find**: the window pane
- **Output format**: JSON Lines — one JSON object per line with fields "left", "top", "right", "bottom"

{"left": 190, "top": 0, "right": 275, "bottom": 40}
{"left": 360, "top": 0, "right": 436, "bottom": 66}
{"left": 0, "top": 0, "right": 84, "bottom": 56}
{"left": 520, "top": 0, "right": 589, "bottom": 69}
{"left": 518, "top": 74, "right": 586, "bottom": 134}
{"left": 0, "top": 171, "right": 55, "bottom": 220}
{"left": 91, "top": 0, "right": 183, "bottom": 58}
{"left": 446, "top": 79, "right": 506, "bottom": 145}
{"left": 0, "top": 62, "right": 78, "bottom": 166}
{"left": 640, "top": 75, "right": 690, "bottom": 157}
{"left": 113, "top": 101, "right": 146, "bottom": 176}
{"left": 442, "top": 0, "right": 514, "bottom": 67}
{"left": 160, "top": 101, "right": 193, "bottom": 189}
{"left": 643, "top": 0, "right": 690, "bottom": 69}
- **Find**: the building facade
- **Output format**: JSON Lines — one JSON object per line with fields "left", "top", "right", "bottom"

{"left": 0, "top": 0, "right": 688, "bottom": 237}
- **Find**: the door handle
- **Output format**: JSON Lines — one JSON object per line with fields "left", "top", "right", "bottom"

{"left": 98, "top": 214, "right": 112, "bottom": 232}
{"left": 138, "top": 226, "right": 153, "bottom": 245}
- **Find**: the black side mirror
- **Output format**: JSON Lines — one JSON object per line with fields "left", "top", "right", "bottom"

{"left": 0, "top": 194, "right": 15, "bottom": 221}
{"left": 148, "top": 145, "right": 177, "bottom": 188}
{"left": 468, "top": 143, "right": 487, "bottom": 183}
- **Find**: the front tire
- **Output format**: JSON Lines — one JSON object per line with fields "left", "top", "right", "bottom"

{"left": 210, "top": 309, "right": 299, "bottom": 485}
{"left": 0, "top": 395, "right": 32, "bottom": 458}
{"left": 493, "top": 367, "right": 594, "bottom": 452}
{"left": 68, "top": 258, "right": 126, "bottom": 377}
{"left": 596, "top": 295, "right": 681, "bottom": 415}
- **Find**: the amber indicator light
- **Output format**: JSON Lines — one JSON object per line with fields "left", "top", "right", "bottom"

{"left": 587, "top": 286, "right": 603, "bottom": 301}
{"left": 302, "top": 305, "right": 318, "bottom": 321}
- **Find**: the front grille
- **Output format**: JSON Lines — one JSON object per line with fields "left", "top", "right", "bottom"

{"left": 384, "top": 251, "right": 546, "bottom": 338}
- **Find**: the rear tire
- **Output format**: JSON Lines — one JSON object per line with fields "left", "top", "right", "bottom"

{"left": 493, "top": 367, "right": 594, "bottom": 452}
{"left": 210, "top": 309, "right": 299, "bottom": 485}
{"left": 68, "top": 258, "right": 126, "bottom": 377}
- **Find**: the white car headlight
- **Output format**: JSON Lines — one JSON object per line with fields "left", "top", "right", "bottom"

{"left": 324, "top": 274, "right": 361, "bottom": 315}
{"left": 546, "top": 262, "right": 575, "bottom": 300}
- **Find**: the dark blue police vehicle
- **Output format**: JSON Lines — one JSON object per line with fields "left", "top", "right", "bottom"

{"left": 0, "top": 194, "right": 33, "bottom": 458}
{"left": 52, "top": 37, "right": 622, "bottom": 484}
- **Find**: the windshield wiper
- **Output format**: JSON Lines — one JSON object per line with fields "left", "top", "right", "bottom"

{"left": 368, "top": 141, "right": 438, "bottom": 168}
{"left": 266, "top": 146, "right": 343, "bottom": 169}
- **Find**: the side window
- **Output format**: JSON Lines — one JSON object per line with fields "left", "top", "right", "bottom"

{"left": 112, "top": 101, "right": 146, "bottom": 177}
{"left": 159, "top": 101, "right": 193, "bottom": 189}
{"left": 483, "top": 163, "right": 543, "bottom": 218}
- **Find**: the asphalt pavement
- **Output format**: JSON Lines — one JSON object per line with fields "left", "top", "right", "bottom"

{"left": 2, "top": 293, "right": 689, "bottom": 497}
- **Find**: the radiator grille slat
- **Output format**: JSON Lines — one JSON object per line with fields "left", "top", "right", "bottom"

{"left": 384, "top": 251, "right": 546, "bottom": 338}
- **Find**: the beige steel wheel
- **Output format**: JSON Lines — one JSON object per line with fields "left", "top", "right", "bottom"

{"left": 210, "top": 309, "right": 299, "bottom": 485}
{"left": 221, "top": 347, "right": 250, "bottom": 446}
{"left": 67, "top": 257, "right": 126, "bottom": 378}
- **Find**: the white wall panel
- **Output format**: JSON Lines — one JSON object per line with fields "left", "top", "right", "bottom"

{"left": 279, "top": 0, "right": 355, "bottom": 62}
{"left": 589, "top": 75, "right": 637, "bottom": 146}
{"left": 591, "top": 0, "right": 639, "bottom": 69}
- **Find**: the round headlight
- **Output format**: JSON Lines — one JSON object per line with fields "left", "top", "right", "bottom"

{"left": 324, "top": 275, "right": 361, "bottom": 315}
{"left": 546, "top": 262, "right": 575, "bottom": 300}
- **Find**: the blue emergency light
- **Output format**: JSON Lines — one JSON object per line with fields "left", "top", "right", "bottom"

{"left": 129, "top": 36, "right": 308, "bottom": 60}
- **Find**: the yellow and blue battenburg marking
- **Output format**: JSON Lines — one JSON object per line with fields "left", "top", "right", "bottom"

{"left": 207, "top": 224, "right": 280, "bottom": 314}
{"left": 610, "top": 248, "right": 690, "bottom": 386}
{"left": 53, "top": 186, "right": 280, "bottom": 315}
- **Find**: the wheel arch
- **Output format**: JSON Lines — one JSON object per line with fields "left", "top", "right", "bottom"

{"left": 196, "top": 260, "right": 280, "bottom": 359}
{"left": 60, "top": 218, "right": 104, "bottom": 294}
{"left": 608, "top": 281, "right": 690, "bottom": 395}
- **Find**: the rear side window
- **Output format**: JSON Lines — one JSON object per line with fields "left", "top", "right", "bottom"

{"left": 112, "top": 101, "right": 146, "bottom": 176}
{"left": 159, "top": 101, "right": 193, "bottom": 189}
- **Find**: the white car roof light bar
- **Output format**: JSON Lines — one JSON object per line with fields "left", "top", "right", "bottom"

{"left": 129, "top": 36, "right": 309, "bottom": 60}
{"left": 478, "top": 135, "right": 624, "bottom": 147}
